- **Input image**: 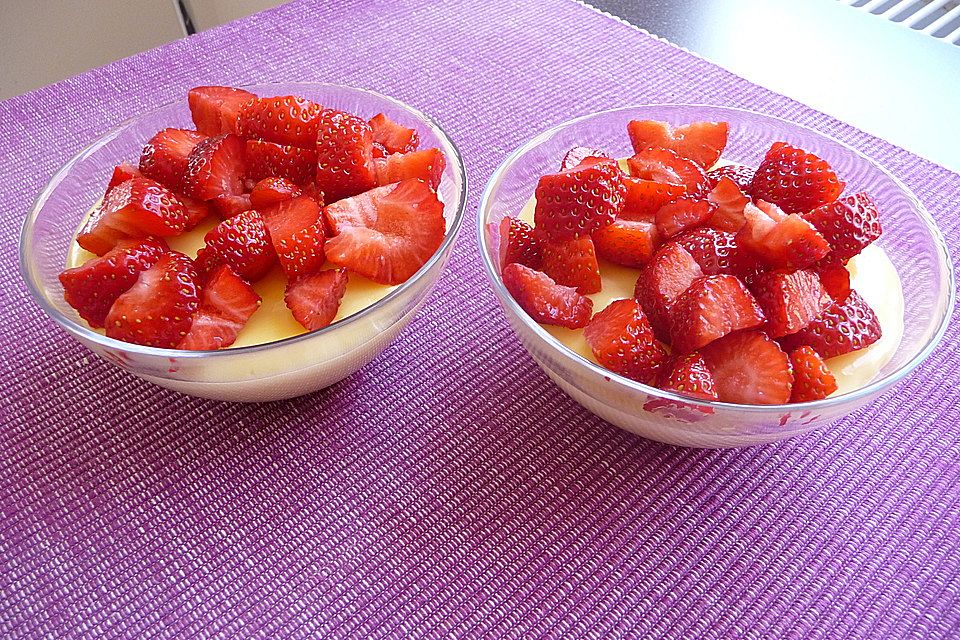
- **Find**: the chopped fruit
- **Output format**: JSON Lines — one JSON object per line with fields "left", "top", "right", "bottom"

{"left": 235, "top": 95, "right": 324, "bottom": 147}
{"left": 502, "top": 263, "right": 593, "bottom": 329}
{"left": 803, "top": 192, "right": 882, "bottom": 262}
{"left": 780, "top": 290, "right": 882, "bottom": 358}
{"left": 675, "top": 227, "right": 757, "bottom": 277}
{"left": 738, "top": 201, "right": 830, "bottom": 269}
{"left": 261, "top": 196, "right": 327, "bottom": 278}
{"left": 620, "top": 176, "right": 684, "bottom": 220}
{"left": 749, "top": 142, "right": 844, "bottom": 214}
{"left": 78, "top": 177, "right": 189, "bottom": 255}
{"left": 499, "top": 217, "right": 542, "bottom": 270}
{"left": 705, "top": 176, "right": 749, "bottom": 232}
{"left": 626, "top": 147, "right": 709, "bottom": 197}
{"left": 541, "top": 235, "right": 602, "bottom": 294}
{"left": 184, "top": 133, "right": 246, "bottom": 200}
{"left": 707, "top": 163, "right": 756, "bottom": 192}
{"left": 138, "top": 128, "right": 207, "bottom": 193}
{"left": 593, "top": 219, "right": 659, "bottom": 268}
{"left": 178, "top": 265, "right": 261, "bottom": 350}
{"left": 669, "top": 274, "right": 765, "bottom": 353}
{"left": 369, "top": 113, "right": 419, "bottom": 154}
{"left": 658, "top": 353, "right": 718, "bottom": 400}
{"left": 583, "top": 299, "right": 666, "bottom": 384}
{"left": 180, "top": 195, "right": 211, "bottom": 230}
{"left": 105, "top": 251, "right": 201, "bottom": 348}
{"left": 187, "top": 86, "right": 256, "bottom": 136}
{"left": 789, "top": 346, "right": 838, "bottom": 402}
{"left": 59, "top": 237, "right": 168, "bottom": 327}
{"left": 208, "top": 193, "right": 252, "bottom": 219}
{"left": 634, "top": 242, "right": 704, "bottom": 339}
{"left": 561, "top": 146, "right": 611, "bottom": 170}
{"left": 748, "top": 269, "right": 831, "bottom": 338}
{"left": 250, "top": 177, "right": 303, "bottom": 209}
{"left": 324, "top": 179, "right": 445, "bottom": 284}
{"left": 655, "top": 197, "right": 716, "bottom": 238}
{"left": 700, "top": 330, "right": 794, "bottom": 404}
{"left": 107, "top": 163, "right": 142, "bottom": 191}
{"left": 627, "top": 120, "right": 728, "bottom": 169}
{"left": 373, "top": 148, "right": 445, "bottom": 189}
{"left": 315, "top": 109, "right": 377, "bottom": 203}
{"left": 372, "top": 142, "right": 389, "bottom": 158}
{"left": 245, "top": 139, "right": 318, "bottom": 186}
{"left": 284, "top": 268, "right": 348, "bottom": 331}
{"left": 195, "top": 210, "right": 276, "bottom": 282}
{"left": 814, "top": 254, "right": 851, "bottom": 302}
{"left": 533, "top": 161, "right": 626, "bottom": 239}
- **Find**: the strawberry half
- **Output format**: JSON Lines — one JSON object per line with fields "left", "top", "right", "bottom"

{"left": 502, "top": 263, "right": 593, "bottom": 329}
{"left": 669, "top": 274, "right": 765, "bottom": 353}
{"left": 700, "top": 330, "right": 794, "bottom": 405}
{"left": 658, "top": 352, "right": 718, "bottom": 401}
{"left": 675, "top": 227, "right": 757, "bottom": 277}
{"left": 627, "top": 120, "right": 728, "bottom": 169}
{"left": 184, "top": 133, "right": 246, "bottom": 201}
{"left": 634, "top": 242, "right": 703, "bottom": 339}
{"left": 188, "top": 86, "right": 256, "bottom": 136}
{"left": 592, "top": 219, "right": 659, "bottom": 268}
{"left": 814, "top": 254, "right": 851, "bottom": 302}
{"left": 261, "top": 195, "right": 327, "bottom": 279}
{"left": 107, "top": 163, "right": 142, "bottom": 191}
{"left": 499, "top": 217, "right": 542, "bottom": 270}
{"left": 180, "top": 194, "right": 212, "bottom": 230}
{"left": 789, "top": 346, "right": 838, "bottom": 402}
{"left": 583, "top": 299, "right": 666, "bottom": 384}
{"left": 707, "top": 163, "right": 756, "bottom": 192}
{"left": 178, "top": 265, "right": 261, "bottom": 350}
{"left": 235, "top": 95, "right": 324, "bottom": 147}
{"left": 540, "top": 235, "right": 602, "bottom": 294}
{"left": 620, "top": 176, "right": 684, "bottom": 221}
{"left": 315, "top": 109, "right": 377, "bottom": 203}
{"left": 139, "top": 128, "right": 207, "bottom": 194}
{"left": 561, "top": 146, "right": 611, "bottom": 171}
{"left": 250, "top": 177, "right": 303, "bottom": 209}
{"left": 780, "top": 290, "right": 882, "bottom": 358}
{"left": 749, "top": 142, "right": 844, "bottom": 214}
{"left": 284, "top": 268, "right": 349, "bottom": 331}
{"left": 369, "top": 113, "right": 419, "bottom": 154}
{"left": 738, "top": 201, "right": 830, "bottom": 269}
{"left": 626, "top": 147, "right": 709, "bottom": 197}
{"left": 748, "top": 269, "right": 832, "bottom": 338}
{"left": 705, "top": 176, "right": 749, "bottom": 232}
{"left": 245, "top": 139, "right": 318, "bottom": 187}
{"left": 655, "top": 197, "right": 716, "bottom": 239}
{"left": 208, "top": 194, "right": 252, "bottom": 219}
{"left": 195, "top": 210, "right": 276, "bottom": 282}
{"left": 803, "top": 192, "right": 882, "bottom": 262}
{"left": 533, "top": 161, "right": 626, "bottom": 239}
{"left": 373, "top": 148, "right": 445, "bottom": 190}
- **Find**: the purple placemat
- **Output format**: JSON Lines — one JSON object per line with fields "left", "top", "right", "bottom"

{"left": 2, "top": 1, "right": 959, "bottom": 637}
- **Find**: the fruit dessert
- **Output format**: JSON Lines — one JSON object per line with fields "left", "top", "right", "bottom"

{"left": 59, "top": 86, "right": 448, "bottom": 350}
{"left": 498, "top": 120, "right": 903, "bottom": 405}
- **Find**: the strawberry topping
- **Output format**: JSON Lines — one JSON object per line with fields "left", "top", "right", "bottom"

{"left": 749, "top": 142, "right": 844, "bottom": 214}
{"left": 789, "top": 346, "right": 838, "bottom": 402}
{"left": 178, "top": 265, "right": 261, "bottom": 350}
{"left": 748, "top": 269, "right": 832, "bottom": 338}
{"left": 195, "top": 210, "right": 276, "bottom": 282}
{"left": 249, "top": 177, "right": 303, "bottom": 209}
{"left": 592, "top": 219, "right": 660, "bottom": 268}
{"left": 315, "top": 109, "right": 377, "bottom": 203}
{"left": 803, "top": 192, "right": 882, "bottom": 262}
{"left": 245, "top": 139, "right": 318, "bottom": 187}
{"left": 634, "top": 242, "right": 703, "bottom": 339}
{"left": 583, "top": 299, "right": 666, "bottom": 384}
{"left": 184, "top": 133, "right": 247, "bottom": 201}
{"left": 669, "top": 274, "right": 765, "bottom": 353}
{"left": 627, "top": 147, "right": 709, "bottom": 197}
{"left": 284, "top": 268, "right": 349, "bottom": 331}
{"left": 540, "top": 235, "right": 602, "bottom": 294}
{"left": 780, "top": 290, "right": 882, "bottom": 359}
{"left": 139, "top": 128, "right": 207, "bottom": 193}
{"left": 534, "top": 161, "right": 626, "bottom": 239}
{"left": 369, "top": 113, "right": 420, "bottom": 154}
{"left": 700, "top": 330, "right": 794, "bottom": 404}
{"left": 627, "top": 120, "right": 728, "bottom": 169}
{"left": 502, "top": 263, "right": 593, "bottom": 329}
{"left": 658, "top": 352, "right": 718, "bottom": 400}
{"left": 261, "top": 196, "right": 327, "bottom": 279}
{"left": 373, "top": 148, "right": 446, "bottom": 190}
{"left": 655, "top": 197, "right": 716, "bottom": 239}
{"left": 499, "top": 217, "right": 543, "bottom": 270}
{"left": 235, "top": 95, "right": 324, "bottom": 147}
{"left": 188, "top": 86, "right": 256, "bottom": 136}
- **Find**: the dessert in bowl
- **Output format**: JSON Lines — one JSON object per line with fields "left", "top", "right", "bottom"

{"left": 479, "top": 105, "right": 953, "bottom": 448}
{"left": 21, "top": 83, "right": 466, "bottom": 402}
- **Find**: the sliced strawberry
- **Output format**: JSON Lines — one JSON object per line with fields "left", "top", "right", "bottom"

{"left": 658, "top": 352, "right": 718, "bottom": 401}
{"left": 502, "top": 262, "right": 593, "bottom": 329}
{"left": 184, "top": 133, "right": 246, "bottom": 201}
{"left": 260, "top": 196, "right": 326, "bottom": 279}
{"left": 627, "top": 120, "right": 728, "bottom": 169}
{"left": 284, "top": 268, "right": 348, "bottom": 331}
{"left": 749, "top": 142, "right": 844, "bottom": 214}
{"left": 498, "top": 217, "right": 542, "bottom": 270}
{"left": 634, "top": 242, "right": 703, "bottom": 339}
{"left": 235, "top": 95, "right": 324, "bottom": 147}
{"left": 620, "top": 176, "right": 684, "bottom": 221}
{"left": 814, "top": 254, "right": 851, "bottom": 302}
{"left": 369, "top": 113, "right": 419, "bottom": 154}
{"left": 803, "top": 192, "right": 882, "bottom": 262}
{"left": 561, "top": 146, "right": 611, "bottom": 171}
{"left": 533, "top": 161, "right": 625, "bottom": 239}
{"left": 626, "top": 147, "right": 709, "bottom": 197}
{"left": 373, "top": 148, "right": 445, "bottom": 190}
{"left": 139, "top": 128, "right": 207, "bottom": 193}
{"left": 655, "top": 197, "right": 716, "bottom": 238}
{"left": 675, "top": 227, "right": 757, "bottom": 277}
{"left": 105, "top": 251, "right": 201, "bottom": 348}
{"left": 583, "top": 299, "right": 666, "bottom": 384}
{"left": 540, "top": 235, "right": 602, "bottom": 294}
{"left": 669, "top": 274, "right": 765, "bottom": 353}
{"left": 188, "top": 86, "right": 256, "bottom": 136}
{"left": 707, "top": 163, "right": 756, "bottom": 192}
{"left": 748, "top": 269, "right": 832, "bottom": 338}
{"left": 250, "top": 177, "right": 303, "bottom": 209}
{"left": 107, "top": 163, "right": 142, "bottom": 191}
{"left": 315, "top": 109, "right": 377, "bottom": 203}
{"left": 195, "top": 210, "right": 276, "bottom": 281}
{"left": 738, "top": 201, "right": 830, "bottom": 269}
{"left": 705, "top": 176, "right": 749, "bottom": 232}
{"left": 372, "top": 142, "right": 389, "bottom": 159}
{"left": 592, "top": 219, "right": 659, "bottom": 268}
{"left": 245, "top": 139, "right": 318, "bottom": 187}
{"left": 208, "top": 193, "right": 252, "bottom": 219}
{"left": 780, "top": 290, "right": 882, "bottom": 358}
{"left": 789, "top": 346, "right": 838, "bottom": 402}
{"left": 700, "top": 330, "right": 793, "bottom": 405}
{"left": 178, "top": 265, "right": 261, "bottom": 350}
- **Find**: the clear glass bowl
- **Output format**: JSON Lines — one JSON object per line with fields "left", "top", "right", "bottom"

{"left": 479, "top": 104, "right": 953, "bottom": 448}
{"left": 20, "top": 83, "right": 467, "bottom": 402}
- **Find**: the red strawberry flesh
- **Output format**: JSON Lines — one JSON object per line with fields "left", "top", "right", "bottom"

{"left": 373, "top": 148, "right": 446, "bottom": 190}
{"left": 178, "top": 265, "right": 261, "bottom": 350}
{"left": 139, "top": 128, "right": 207, "bottom": 194}
{"left": 669, "top": 274, "right": 765, "bottom": 353}
{"left": 749, "top": 141, "right": 844, "bottom": 214}
{"left": 315, "top": 109, "right": 377, "bottom": 203}
{"left": 369, "top": 113, "right": 419, "bottom": 154}
{"left": 592, "top": 219, "right": 659, "bottom": 268}
{"left": 583, "top": 298, "right": 666, "bottom": 384}
{"left": 188, "top": 86, "right": 256, "bottom": 136}
{"left": 502, "top": 263, "right": 593, "bottom": 329}
{"left": 262, "top": 196, "right": 327, "bottom": 279}
{"left": 658, "top": 352, "right": 718, "bottom": 400}
{"left": 627, "top": 120, "right": 729, "bottom": 169}
{"left": 748, "top": 269, "right": 832, "bottom": 338}
{"left": 540, "top": 235, "right": 602, "bottom": 294}
{"left": 789, "top": 346, "right": 838, "bottom": 402}
{"left": 184, "top": 133, "right": 246, "bottom": 201}
{"left": 285, "top": 268, "right": 349, "bottom": 331}
{"left": 236, "top": 95, "right": 324, "bottom": 147}
{"left": 634, "top": 242, "right": 704, "bottom": 339}
{"left": 534, "top": 161, "right": 626, "bottom": 240}
{"left": 195, "top": 209, "right": 276, "bottom": 282}
{"left": 700, "top": 330, "right": 794, "bottom": 405}
{"left": 780, "top": 289, "right": 882, "bottom": 359}
{"left": 498, "top": 216, "right": 542, "bottom": 270}
{"left": 245, "top": 139, "right": 318, "bottom": 187}
{"left": 803, "top": 192, "right": 882, "bottom": 262}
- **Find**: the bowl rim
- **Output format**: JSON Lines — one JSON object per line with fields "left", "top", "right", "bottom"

{"left": 20, "top": 81, "right": 468, "bottom": 359}
{"left": 477, "top": 102, "right": 956, "bottom": 413}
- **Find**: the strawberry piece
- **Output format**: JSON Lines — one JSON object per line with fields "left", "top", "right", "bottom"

{"left": 373, "top": 148, "right": 445, "bottom": 190}
{"left": 583, "top": 299, "right": 666, "bottom": 384}
{"left": 178, "top": 265, "right": 261, "bottom": 350}
{"left": 620, "top": 176, "right": 684, "bottom": 221}
{"left": 498, "top": 217, "right": 542, "bottom": 270}
{"left": 626, "top": 147, "right": 709, "bottom": 197}
{"left": 705, "top": 176, "right": 749, "bottom": 232}
{"left": 139, "top": 128, "right": 207, "bottom": 193}
{"left": 250, "top": 177, "right": 303, "bottom": 209}
{"left": 561, "top": 146, "right": 611, "bottom": 170}
{"left": 627, "top": 120, "right": 729, "bottom": 169}
{"left": 502, "top": 263, "right": 593, "bottom": 329}
{"left": 188, "top": 86, "right": 256, "bottom": 136}
{"left": 814, "top": 254, "right": 851, "bottom": 302}
{"left": 177, "top": 194, "right": 211, "bottom": 230}
{"left": 675, "top": 227, "right": 757, "bottom": 277}
{"left": 235, "top": 95, "right": 324, "bottom": 147}
{"left": 540, "top": 235, "right": 602, "bottom": 294}
{"left": 803, "top": 192, "right": 882, "bottom": 261}
{"left": 738, "top": 201, "right": 830, "bottom": 269}
{"left": 105, "top": 251, "right": 201, "bottom": 348}
{"left": 372, "top": 142, "right": 389, "bottom": 159}
{"left": 324, "top": 179, "right": 445, "bottom": 284}
{"left": 284, "top": 268, "right": 349, "bottom": 332}
{"left": 107, "top": 163, "right": 142, "bottom": 191}
{"left": 789, "top": 346, "right": 838, "bottom": 402}
{"left": 749, "top": 142, "right": 844, "bottom": 214}
{"left": 748, "top": 269, "right": 832, "bottom": 338}
{"left": 592, "top": 219, "right": 659, "bottom": 268}
{"left": 780, "top": 290, "right": 882, "bottom": 359}
{"left": 245, "top": 139, "right": 318, "bottom": 187}
{"left": 195, "top": 210, "right": 276, "bottom": 282}
{"left": 369, "top": 113, "right": 419, "bottom": 154}
{"left": 78, "top": 177, "right": 189, "bottom": 255}
{"left": 208, "top": 193, "right": 252, "bottom": 219}
{"left": 707, "top": 164, "right": 756, "bottom": 192}
{"left": 315, "top": 109, "right": 377, "bottom": 203}
{"left": 700, "top": 330, "right": 793, "bottom": 405}
{"left": 655, "top": 197, "right": 716, "bottom": 238}
{"left": 533, "top": 161, "right": 626, "bottom": 239}
{"left": 184, "top": 133, "right": 246, "bottom": 201}
{"left": 669, "top": 274, "right": 765, "bottom": 353}
{"left": 59, "top": 237, "right": 168, "bottom": 327}
{"left": 261, "top": 196, "right": 327, "bottom": 279}
{"left": 658, "top": 353, "right": 718, "bottom": 401}
{"left": 634, "top": 242, "right": 703, "bottom": 339}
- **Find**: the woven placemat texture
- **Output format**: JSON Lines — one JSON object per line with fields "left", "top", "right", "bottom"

{"left": 1, "top": 0, "right": 958, "bottom": 637}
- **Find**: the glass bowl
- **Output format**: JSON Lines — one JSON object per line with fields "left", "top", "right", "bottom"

{"left": 20, "top": 82, "right": 466, "bottom": 402}
{"left": 479, "top": 104, "right": 953, "bottom": 448}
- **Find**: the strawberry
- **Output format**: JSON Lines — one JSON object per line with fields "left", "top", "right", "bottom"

{"left": 324, "top": 179, "right": 445, "bottom": 284}
{"left": 250, "top": 177, "right": 303, "bottom": 209}
{"left": 803, "top": 192, "right": 882, "bottom": 261}
{"left": 369, "top": 113, "right": 419, "bottom": 154}
{"left": 675, "top": 227, "right": 757, "bottom": 277}
{"left": 749, "top": 142, "right": 844, "bottom": 214}
{"left": 59, "top": 237, "right": 168, "bottom": 327}
{"left": 235, "top": 95, "right": 324, "bottom": 147}
{"left": 284, "top": 268, "right": 349, "bottom": 331}
{"left": 195, "top": 210, "right": 276, "bottom": 281}
{"left": 533, "top": 161, "right": 626, "bottom": 239}
{"left": 738, "top": 201, "right": 830, "bottom": 269}
{"left": 705, "top": 176, "right": 749, "bottom": 232}
{"left": 627, "top": 120, "right": 728, "bottom": 169}
{"left": 261, "top": 196, "right": 327, "bottom": 279}
{"left": 707, "top": 163, "right": 756, "bottom": 192}
{"left": 245, "top": 139, "right": 318, "bottom": 187}
{"left": 184, "top": 133, "right": 246, "bottom": 201}
{"left": 540, "top": 235, "right": 602, "bottom": 294}
{"left": 592, "top": 219, "right": 659, "bottom": 268}
{"left": 700, "top": 330, "right": 794, "bottom": 405}
{"left": 780, "top": 290, "right": 882, "bottom": 358}
{"left": 814, "top": 254, "right": 851, "bottom": 302}
{"left": 502, "top": 262, "right": 593, "bottom": 329}
{"left": 373, "top": 148, "right": 445, "bottom": 190}
{"left": 655, "top": 197, "right": 716, "bottom": 238}
{"left": 658, "top": 353, "right": 718, "bottom": 401}
{"left": 105, "top": 251, "right": 201, "bottom": 348}
{"left": 626, "top": 147, "right": 709, "bottom": 197}
{"left": 188, "top": 86, "right": 256, "bottom": 136}
{"left": 561, "top": 146, "right": 611, "bottom": 171}
{"left": 315, "top": 109, "right": 377, "bottom": 203}
{"left": 498, "top": 217, "right": 542, "bottom": 270}
{"left": 747, "top": 269, "right": 832, "bottom": 338}
{"left": 634, "top": 242, "right": 703, "bottom": 339}
{"left": 669, "top": 274, "right": 765, "bottom": 353}
{"left": 583, "top": 299, "right": 666, "bottom": 384}
{"left": 178, "top": 265, "right": 261, "bottom": 350}
{"left": 139, "top": 128, "right": 207, "bottom": 193}
{"left": 107, "top": 163, "right": 142, "bottom": 191}
{"left": 789, "top": 346, "right": 838, "bottom": 402}
{"left": 620, "top": 176, "right": 684, "bottom": 221}
{"left": 208, "top": 194, "right": 252, "bottom": 219}
{"left": 372, "top": 142, "right": 389, "bottom": 159}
